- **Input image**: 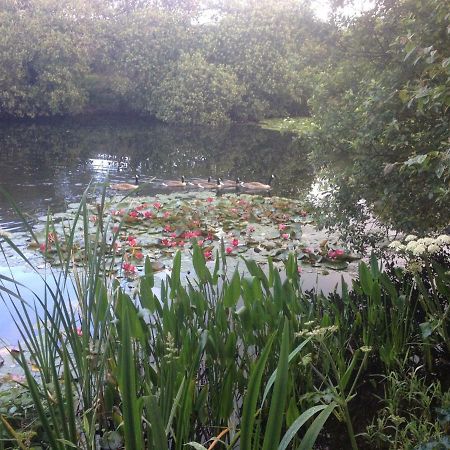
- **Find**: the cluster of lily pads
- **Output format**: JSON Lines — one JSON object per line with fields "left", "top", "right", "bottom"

{"left": 31, "top": 191, "right": 359, "bottom": 281}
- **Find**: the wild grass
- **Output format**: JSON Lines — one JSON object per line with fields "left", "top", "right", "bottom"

{"left": 0, "top": 188, "right": 448, "bottom": 449}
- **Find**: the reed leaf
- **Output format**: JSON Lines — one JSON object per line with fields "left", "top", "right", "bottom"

{"left": 262, "top": 319, "right": 290, "bottom": 450}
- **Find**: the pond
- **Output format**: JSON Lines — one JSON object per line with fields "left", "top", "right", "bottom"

{"left": 1, "top": 115, "right": 340, "bottom": 344}
{"left": 0, "top": 114, "right": 313, "bottom": 233}
{"left": 0, "top": 115, "right": 444, "bottom": 345}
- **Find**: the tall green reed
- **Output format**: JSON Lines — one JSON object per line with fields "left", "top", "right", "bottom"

{"left": 0, "top": 186, "right": 448, "bottom": 449}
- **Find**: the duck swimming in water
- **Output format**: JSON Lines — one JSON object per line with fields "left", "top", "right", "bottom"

{"left": 238, "top": 174, "right": 275, "bottom": 191}
{"left": 111, "top": 175, "right": 139, "bottom": 191}
{"left": 161, "top": 176, "right": 187, "bottom": 188}
{"left": 215, "top": 178, "right": 225, "bottom": 190}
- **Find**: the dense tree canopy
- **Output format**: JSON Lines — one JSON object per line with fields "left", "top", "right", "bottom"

{"left": 302, "top": 0, "right": 449, "bottom": 239}
{"left": 0, "top": 0, "right": 448, "bottom": 236}
{"left": 0, "top": 0, "right": 331, "bottom": 122}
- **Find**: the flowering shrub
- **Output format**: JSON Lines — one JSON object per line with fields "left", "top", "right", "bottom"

{"left": 388, "top": 235, "right": 450, "bottom": 257}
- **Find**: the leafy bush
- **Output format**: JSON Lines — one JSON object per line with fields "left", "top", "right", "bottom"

{"left": 153, "top": 52, "right": 244, "bottom": 125}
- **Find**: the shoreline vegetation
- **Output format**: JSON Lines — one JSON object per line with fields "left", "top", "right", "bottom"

{"left": 0, "top": 0, "right": 449, "bottom": 448}
{"left": 0, "top": 189, "right": 449, "bottom": 449}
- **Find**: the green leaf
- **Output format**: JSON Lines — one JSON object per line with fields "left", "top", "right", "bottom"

{"left": 340, "top": 350, "right": 360, "bottom": 392}
{"left": 241, "top": 335, "right": 275, "bottom": 450}
{"left": 297, "top": 402, "right": 337, "bottom": 450}
{"left": 358, "top": 262, "right": 372, "bottom": 296}
{"left": 147, "top": 395, "right": 168, "bottom": 450}
{"left": 262, "top": 319, "right": 290, "bottom": 450}
{"left": 262, "top": 337, "right": 311, "bottom": 406}
{"left": 278, "top": 404, "right": 329, "bottom": 450}
{"left": 223, "top": 269, "right": 241, "bottom": 307}
{"left": 118, "top": 302, "right": 143, "bottom": 450}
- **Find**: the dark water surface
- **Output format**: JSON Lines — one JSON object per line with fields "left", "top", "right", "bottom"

{"left": 0, "top": 115, "right": 318, "bottom": 343}
{"left": 0, "top": 115, "right": 313, "bottom": 232}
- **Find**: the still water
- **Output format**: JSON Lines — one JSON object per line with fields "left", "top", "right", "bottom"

{"left": 0, "top": 114, "right": 313, "bottom": 232}
{"left": 0, "top": 115, "right": 320, "bottom": 343}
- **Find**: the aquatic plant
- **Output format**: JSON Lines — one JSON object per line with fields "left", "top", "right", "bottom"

{"left": 0, "top": 188, "right": 448, "bottom": 449}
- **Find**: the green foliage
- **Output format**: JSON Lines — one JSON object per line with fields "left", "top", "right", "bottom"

{"left": 0, "top": 0, "right": 91, "bottom": 117}
{"left": 303, "top": 0, "right": 450, "bottom": 237}
{"left": 153, "top": 52, "right": 243, "bottom": 125}
{"left": 0, "top": 188, "right": 449, "bottom": 449}
{"left": 362, "top": 370, "right": 450, "bottom": 449}
{"left": 202, "top": 0, "right": 330, "bottom": 121}
{"left": 0, "top": 0, "right": 328, "bottom": 123}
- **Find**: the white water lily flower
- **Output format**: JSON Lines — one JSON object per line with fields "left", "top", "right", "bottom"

{"left": 436, "top": 235, "right": 450, "bottom": 245}
{"left": 427, "top": 243, "right": 440, "bottom": 254}
{"left": 406, "top": 241, "right": 418, "bottom": 251}
{"left": 412, "top": 244, "right": 426, "bottom": 256}
{"left": 405, "top": 234, "right": 418, "bottom": 242}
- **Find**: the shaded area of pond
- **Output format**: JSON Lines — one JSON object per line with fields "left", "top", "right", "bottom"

{"left": 0, "top": 115, "right": 317, "bottom": 343}
{"left": 0, "top": 115, "right": 313, "bottom": 232}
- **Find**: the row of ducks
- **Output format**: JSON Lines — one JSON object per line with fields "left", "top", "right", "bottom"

{"left": 111, "top": 174, "right": 275, "bottom": 191}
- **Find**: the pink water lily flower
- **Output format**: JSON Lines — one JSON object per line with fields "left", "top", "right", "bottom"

{"left": 232, "top": 238, "right": 239, "bottom": 247}
{"left": 328, "top": 249, "right": 345, "bottom": 259}
{"left": 163, "top": 211, "right": 171, "bottom": 218}
{"left": 122, "top": 262, "right": 137, "bottom": 273}
{"left": 127, "top": 236, "right": 137, "bottom": 246}
{"left": 144, "top": 211, "right": 153, "bottom": 219}
{"left": 226, "top": 247, "right": 233, "bottom": 254}
{"left": 206, "top": 197, "right": 214, "bottom": 203}
{"left": 164, "top": 224, "right": 172, "bottom": 232}
{"left": 279, "top": 224, "right": 287, "bottom": 231}
{"left": 282, "top": 233, "right": 289, "bottom": 240}
{"left": 153, "top": 202, "right": 162, "bottom": 209}
{"left": 204, "top": 249, "right": 213, "bottom": 260}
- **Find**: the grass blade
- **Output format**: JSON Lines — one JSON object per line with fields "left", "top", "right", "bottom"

{"left": 262, "top": 319, "right": 290, "bottom": 450}
{"left": 240, "top": 335, "right": 274, "bottom": 450}
{"left": 297, "top": 402, "right": 337, "bottom": 450}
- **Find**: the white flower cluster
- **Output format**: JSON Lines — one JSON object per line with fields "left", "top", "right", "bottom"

{"left": 388, "top": 234, "right": 450, "bottom": 257}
